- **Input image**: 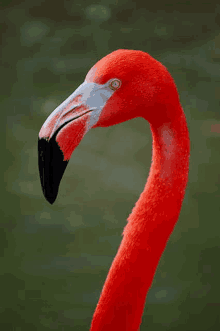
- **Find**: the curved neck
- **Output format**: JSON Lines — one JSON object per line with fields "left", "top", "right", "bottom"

{"left": 90, "top": 105, "right": 190, "bottom": 331}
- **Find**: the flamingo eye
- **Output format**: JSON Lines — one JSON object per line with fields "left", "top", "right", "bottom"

{"left": 109, "top": 79, "right": 121, "bottom": 90}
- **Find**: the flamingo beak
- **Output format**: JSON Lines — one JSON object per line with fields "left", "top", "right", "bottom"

{"left": 38, "top": 81, "right": 114, "bottom": 204}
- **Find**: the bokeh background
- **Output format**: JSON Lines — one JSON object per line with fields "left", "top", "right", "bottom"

{"left": 2, "top": 0, "right": 220, "bottom": 330}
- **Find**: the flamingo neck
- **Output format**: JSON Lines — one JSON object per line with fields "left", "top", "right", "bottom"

{"left": 90, "top": 105, "right": 190, "bottom": 331}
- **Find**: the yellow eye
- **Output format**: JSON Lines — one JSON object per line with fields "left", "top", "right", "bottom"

{"left": 109, "top": 79, "right": 121, "bottom": 90}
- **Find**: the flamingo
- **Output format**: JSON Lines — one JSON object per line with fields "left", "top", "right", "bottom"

{"left": 38, "top": 49, "right": 190, "bottom": 331}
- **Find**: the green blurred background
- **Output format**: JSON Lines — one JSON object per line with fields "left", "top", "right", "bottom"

{"left": 2, "top": 0, "right": 220, "bottom": 330}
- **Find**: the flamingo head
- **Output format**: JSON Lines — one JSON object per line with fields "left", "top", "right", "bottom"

{"left": 38, "top": 49, "right": 178, "bottom": 203}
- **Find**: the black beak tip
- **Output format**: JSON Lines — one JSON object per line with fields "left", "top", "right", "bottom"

{"left": 38, "top": 137, "right": 69, "bottom": 204}
{"left": 45, "top": 194, "right": 56, "bottom": 205}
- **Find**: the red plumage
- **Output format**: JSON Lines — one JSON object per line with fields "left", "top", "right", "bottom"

{"left": 88, "top": 50, "right": 190, "bottom": 330}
